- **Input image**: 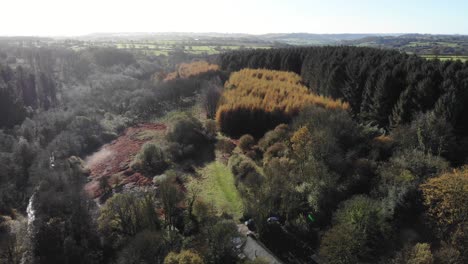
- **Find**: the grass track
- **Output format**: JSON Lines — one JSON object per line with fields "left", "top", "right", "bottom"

{"left": 192, "top": 161, "right": 244, "bottom": 219}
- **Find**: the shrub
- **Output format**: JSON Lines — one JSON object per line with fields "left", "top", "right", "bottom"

{"left": 128, "top": 94, "right": 162, "bottom": 120}
{"left": 293, "top": 106, "right": 363, "bottom": 153}
{"left": 392, "top": 112, "right": 456, "bottom": 158}
{"left": 157, "top": 78, "right": 202, "bottom": 103}
{"left": 135, "top": 143, "right": 169, "bottom": 175}
{"left": 434, "top": 243, "right": 461, "bottom": 264}
{"left": 376, "top": 150, "right": 449, "bottom": 219}
{"left": 204, "top": 119, "right": 218, "bottom": 139}
{"left": 420, "top": 167, "right": 468, "bottom": 244}
{"left": 215, "top": 138, "right": 236, "bottom": 154}
{"left": 244, "top": 148, "right": 259, "bottom": 160}
{"left": 101, "top": 113, "right": 131, "bottom": 134}
{"left": 390, "top": 243, "right": 435, "bottom": 264}
{"left": 164, "top": 250, "right": 204, "bottom": 264}
{"left": 319, "top": 223, "right": 363, "bottom": 264}
{"left": 327, "top": 195, "right": 391, "bottom": 261}
{"left": 166, "top": 115, "right": 215, "bottom": 163}
{"left": 333, "top": 195, "right": 389, "bottom": 232}
{"left": 203, "top": 219, "right": 238, "bottom": 263}
{"left": 388, "top": 149, "right": 449, "bottom": 180}
{"left": 407, "top": 243, "right": 434, "bottom": 264}
{"left": 263, "top": 142, "right": 288, "bottom": 164}
{"left": 117, "top": 231, "right": 170, "bottom": 264}
{"left": 228, "top": 154, "right": 262, "bottom": 186}
{"left": 238, "top": 134, "right": 255, "bottom": 152}
{"left": 98, "top": 192, "right": 160, "bottom": 245}
{"left": 68, "top": 116, "right": 104, "bottom": 152}
{"left": 167, "top": 116, "right": 210, "bottom": 147}
{"left": 258, "top": 124, "right": 289, "bottom": 152}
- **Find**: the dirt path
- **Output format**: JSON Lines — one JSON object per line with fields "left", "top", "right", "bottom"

{"left": 84, "top": 123, "right": 166, "bottom": 198}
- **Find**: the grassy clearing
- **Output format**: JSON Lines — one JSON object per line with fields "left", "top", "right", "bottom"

{"left": 408, "top": 41, "right": 431, "bottom": 47}
{"left": 191, "top": 161, "right": 244, "bottom": 219}
{"left": 135, "top": 129, "right": 165, "bottom": 141}
{"left": 190, "top": 46, "right": 212, "bottom": 51}
{"left": 162, "top": 103, "right": 206, "bottom": 122}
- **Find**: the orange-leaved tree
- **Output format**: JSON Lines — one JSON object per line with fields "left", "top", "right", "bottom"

{"left": 216, "top": 69, "right": 349, "bottom": 137}
{"left": 165, "top": 61, "right": 219, "bottom": 81}
{"left": 420, "top": 167, "right": 468, "bottom": 256}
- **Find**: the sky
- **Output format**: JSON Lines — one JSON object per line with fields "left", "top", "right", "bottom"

{"left": 1, "top": 0, "right": 467, "bottom": 36}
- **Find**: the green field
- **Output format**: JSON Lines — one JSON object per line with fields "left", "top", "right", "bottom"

{"left": 191, "top": 161, "right": 244, "bottom": 219}
{"left": 406, "top": 41, "right": 458, "bottom": 47}
{"left": 421, "top": 54, "right": 468, "bottom": 62}
{"left": 91, "top": 39, "right": 274, "bottom": 56}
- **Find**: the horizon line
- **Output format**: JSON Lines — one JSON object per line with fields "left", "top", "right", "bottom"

{"left": 1, "top": 31, "right": 467, "bottom": 38}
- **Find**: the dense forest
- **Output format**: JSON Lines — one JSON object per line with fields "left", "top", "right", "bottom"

{"left": 218, "top": 47, "right": 467, "bottom": 263}
{"left": 0, "top": 43, "right": 229, "bottom": 264}
{"left": 0, "top": 40, "right": 467, "bottom": 264}
{"left": 220, "top": 47, "right": 468, "bottom": 162}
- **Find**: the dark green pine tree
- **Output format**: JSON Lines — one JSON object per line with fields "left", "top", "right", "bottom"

{"left": 369, "top": 66, "right": 406, "bottom": 128}
{"left": 390, "top": 85, "right": 417, "bottom": 128}
{"left": 0, "top": 81, "right": 26, "bottom": 128}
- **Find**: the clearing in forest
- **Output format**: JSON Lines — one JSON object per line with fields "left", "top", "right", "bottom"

{"left": 192, "top": 161, "right": 244, "bottom": 220}
{"left": 84, "top": 123, "right": 167, "bottom": 198}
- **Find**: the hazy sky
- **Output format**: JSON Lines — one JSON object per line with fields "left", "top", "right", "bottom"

{"left": 1, "top": 0, "right": 467, "bottom": 36}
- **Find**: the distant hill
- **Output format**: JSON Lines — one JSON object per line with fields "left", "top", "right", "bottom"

{"left": 76, "top": 32, "right": 401, "bottom": 45}
{"left": 343, "top": 34, "right": 468, "bottom": 55}
{"left": 78, "top": 32, "right": 254, "bottom": 41}
{"left": 258, "top": 33, "right": 401, "bottom": 45}
{"left": 5, "top": 32, "right": 465, "bottom": 58}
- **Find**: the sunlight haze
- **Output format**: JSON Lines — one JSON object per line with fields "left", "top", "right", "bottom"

{"left": 1, "top": 0, "right": 467, "bottom": 36}
{"left": 1, "top": 1, "right": 468, "bottom": 263}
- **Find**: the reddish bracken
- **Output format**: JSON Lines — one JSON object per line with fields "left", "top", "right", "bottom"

{"left": 84, "top": 123, "right": 167, "bottom": 198}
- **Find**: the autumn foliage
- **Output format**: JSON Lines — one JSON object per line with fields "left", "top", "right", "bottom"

{"left": 420, "top": 168, "right": 468, "bottom": 236}
{"left": 165, "top": 61, "right": 220, "bottom": 81}
{"left": 216, "top": 69, "right": 349, "bottom": 137}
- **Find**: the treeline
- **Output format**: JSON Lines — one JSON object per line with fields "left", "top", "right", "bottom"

{"left": 219, "top": 47, "right": 468, "bottom": 138}
{"left": 216, "top": 69, "right": 348, "bottom": 138}
{"left": 0, "top": 64, "right": 56, "bottom": 128}
{"left": 0, "top": 46, "right": 217, "bottom": 130}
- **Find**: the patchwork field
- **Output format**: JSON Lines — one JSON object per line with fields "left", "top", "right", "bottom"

{"left": 89, "top": 40, "right": 273, "bottom": 56}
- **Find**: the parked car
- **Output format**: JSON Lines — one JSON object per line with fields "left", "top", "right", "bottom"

{"left": 267, "top": 216, "right": 280, "bottom": 224}
{"left": 245, "top": 218, "right": 256, "bottom": 231}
